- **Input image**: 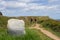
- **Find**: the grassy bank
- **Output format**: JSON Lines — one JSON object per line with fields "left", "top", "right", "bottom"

{"left": 38, "top": 18, "right": 60, "bottom": 37}
{"left": 0, "top": 16, "right": 59, "bottom": 40}
{"left": 0, "top": 27, "right": 53, "bottom": 40}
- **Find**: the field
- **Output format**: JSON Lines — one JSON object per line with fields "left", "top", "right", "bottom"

{"left": 0, "top": 16, "right": 60, "bottom": 40}
{"left": 0, "top": 27, "right": 53, "bottom": 40}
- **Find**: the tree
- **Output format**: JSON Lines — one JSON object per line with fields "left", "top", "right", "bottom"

{"left": 0, "top": 12, "right": 2, "bottom": 15}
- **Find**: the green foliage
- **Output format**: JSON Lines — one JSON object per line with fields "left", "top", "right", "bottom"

{"left": 38, "top": 18, "right": 60, "bottom": 32}
{"left": 0, "top": 16, "right": 9, "bottom": 28}
{"left": 0, "top": 16, "right": 53, "bottom": 40}
{"left": 0, "top": 28, "right": 52, "bottom": 40}
{"left": 38, "top": 17, "right": 60, "bottom": 37}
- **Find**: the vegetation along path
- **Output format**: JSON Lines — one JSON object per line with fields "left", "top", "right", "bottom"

{"left": 29, "top": 24, "right": 60, "bottom": 40}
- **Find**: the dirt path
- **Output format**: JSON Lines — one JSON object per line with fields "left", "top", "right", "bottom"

{"left": 30, "top": 24, "right": 60, "bottom": 40}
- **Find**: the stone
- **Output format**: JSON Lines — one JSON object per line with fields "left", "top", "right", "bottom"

{"left": 7, "top": 19, "right": 26, "bottom": 36}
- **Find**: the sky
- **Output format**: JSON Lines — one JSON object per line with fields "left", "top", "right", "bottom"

{"left": 0, "top": 0, "right": 60, "bottom": 19}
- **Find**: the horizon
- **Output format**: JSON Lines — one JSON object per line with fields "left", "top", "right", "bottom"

{"left": 0, "top": 0, "right": 60, "bottom": 19}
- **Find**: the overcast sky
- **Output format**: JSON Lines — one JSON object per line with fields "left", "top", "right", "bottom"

{"left": 0, "top": 0, "right": 60, "bottom": 19}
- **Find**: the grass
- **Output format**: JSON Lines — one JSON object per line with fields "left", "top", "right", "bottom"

{"left": 0, "top": 27, "right": 53, "bottom": 40}
{"left": 0, "top": 16, "right": 54, "bottom": 40}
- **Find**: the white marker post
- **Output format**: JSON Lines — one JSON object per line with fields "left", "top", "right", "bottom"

{"left": 7, "top": 19, "right": 26, "bottom": 36}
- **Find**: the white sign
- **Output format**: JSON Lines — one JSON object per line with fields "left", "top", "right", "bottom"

{"left": 7, "top": 19, "right": 26, "bottom": 36}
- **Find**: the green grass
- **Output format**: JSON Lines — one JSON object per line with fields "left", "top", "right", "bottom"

{"left": 0, "top": 16, "right": 53, "bottom": 40}
{"left": 0, "top": 28, "right": 53, "bottom": 40}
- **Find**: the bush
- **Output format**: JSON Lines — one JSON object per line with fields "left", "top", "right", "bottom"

{"left": 39, "top": 19, "right": 60, "bottom": 32}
